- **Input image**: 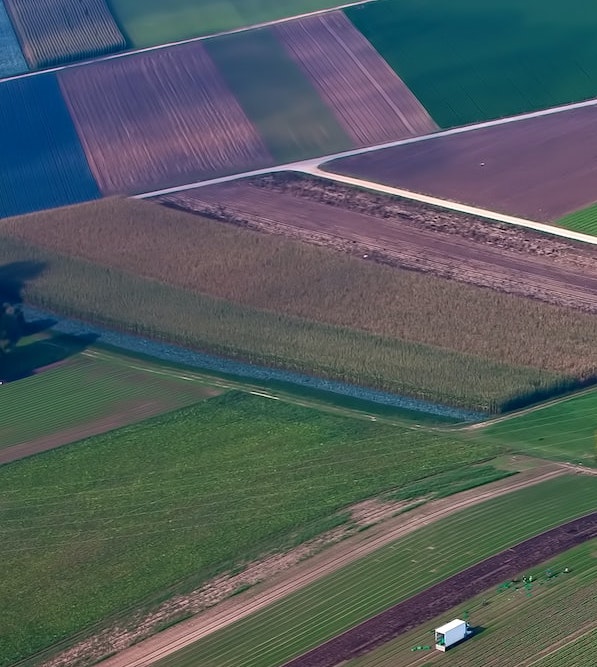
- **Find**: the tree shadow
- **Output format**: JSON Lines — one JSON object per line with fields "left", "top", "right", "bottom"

{"left": 0, "top": 260, "right": 47, "bottom": 302}
{"left": 1, "top": 333, "right": 99, "bottom": 382}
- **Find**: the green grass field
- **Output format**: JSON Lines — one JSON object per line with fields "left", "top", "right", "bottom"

{"left": 2, "top": 198, "right": 595, "bottom": 412}
{"left": 476, "top": 388, "right": 597, "bottom": 464}
{"left": 0, "top": 391, "right": 500, "bottom": 665}
{"left": 347, "top": 538, "right": 597, "bottom": 666}
{"left": 204, "top": 29, "right": 352, "bottom": 162}
{"left": 107, "top": 0, "right": 345, "bottom": 48}
{"left": 347, "top": 0, "right": 597, "bottom": 127}
{"left": 556, "top": 203, "right": 597, "bottom": 235}
{"left": 152, "top": 475, "right": 597, "bottom": 667}
{"left": 0, "top": 335, "right": 218, "bottom": 459}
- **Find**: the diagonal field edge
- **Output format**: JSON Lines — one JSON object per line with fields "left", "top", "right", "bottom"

{"left": 282, "top": 512, "right": 597, "bottom": 667}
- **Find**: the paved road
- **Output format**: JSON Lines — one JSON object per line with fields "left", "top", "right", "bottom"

{"left": 0, "top": 0, "right": 376, "bottom": 84}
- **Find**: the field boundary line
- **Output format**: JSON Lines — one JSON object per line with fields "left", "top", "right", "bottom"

{"left": 96, "top": 467, "right": 566, "bottom": 667}
{"left": 0, "top": 0, "right": 377, "bottom": 84}
{"left": 298, "top": 166, "right": 597, "bottom": 245}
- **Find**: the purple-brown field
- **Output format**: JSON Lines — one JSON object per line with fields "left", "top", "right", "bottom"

{"left": 273, "top": 12, "right": 437, "bottom": 147}
{"left": 58, "top": 43, "right": 272, "bottom": 194}
{"left": 3, "top": 0, "right": 125, "bottom": 68}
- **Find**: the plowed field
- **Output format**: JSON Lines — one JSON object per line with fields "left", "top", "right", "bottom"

{"left": 160, "top": 177, "right": 597, "bottom": 314}
{"left": 283, "top": 512, "right": 597, "bottom": 667}
{"left": 3, "top": 0, "right": 125, "bottom": 67}
{"left": 273, "top": 12, "right": 437, "bottom": 146}
{"left": 58, "top": 42, "right": 271, "bottom": 194}
{"left": 327, "top": 105, "right": 597, "bottom": 222}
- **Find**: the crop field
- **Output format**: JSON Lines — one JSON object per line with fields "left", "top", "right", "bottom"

{"left": 0, "top": 74, "right": 100, "bottom": 219}
{"left": 204, "top": 28, "right": 352, "bottom": 162}
{"left": 3, "top": 0, "right": 125, "bottom": 68}
{"left": 477, "top": 388, "right": 597, "bottom": 464}
{"left": 58, "top": 42, "right": 271, "bottom": 194}
{"left": 0, "top": 391, "right": 500, "bottom": 665}
{"left": 347, "top": 0, "right": 597, "bottom": 127}
{"left": 150, "top": 475, "right": 597, "bottom": 667}
{"left": 107, "top": 0, "right": 349, "bottom": 48}
{"left": 0, "top": 0, "right": 26, "bottom": 77}
{"left": 165, "top": 176, "right": 597, "bottom": 314}
{"left": 2, "top": 198, "right": 596, "bottom": 411}
{"left": 326, "top": 105, "right": 597, "bottom": 222}
{"left": 273, "top": 12, "right": 437, "bottom": 146}
{"left": 557, "top": 202, "right": 597, "bottom": 235}
{"left": 0, "top": 336, "right": 219, "bottom": 464}
{"left": 347, "top": 539, "right": 597, "bottom": 667}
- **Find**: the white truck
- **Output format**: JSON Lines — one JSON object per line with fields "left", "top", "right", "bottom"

{"left": 434, "top": 619, "right": 472, "bottom": 651}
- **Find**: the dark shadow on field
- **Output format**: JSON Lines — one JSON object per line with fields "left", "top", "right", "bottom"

{"left": 0, "top": 333, "right": 99, "bottom": 382}
{"left": 0, "top": 260, "right": 47, "bottom": 302}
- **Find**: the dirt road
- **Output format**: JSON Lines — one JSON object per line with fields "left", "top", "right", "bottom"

{"left": 92, "top": 466, "right": 566, "bottom": 667}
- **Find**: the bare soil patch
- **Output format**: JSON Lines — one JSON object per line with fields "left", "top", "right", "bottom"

{"left": 273, "top": 12, "right": 437, "bottom": 146}
{"left": 283, "top": 512, "right": 597, "bottom": 667}
{"left": 159, "top": 174, "right": 597, "bottom": 314}
{"left": 326, "top": 105, "right": 597, "bottom": 221}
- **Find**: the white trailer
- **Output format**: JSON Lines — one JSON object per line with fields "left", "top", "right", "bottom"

{"left": 434, "top": 619, "right": 470, "bottom": 651}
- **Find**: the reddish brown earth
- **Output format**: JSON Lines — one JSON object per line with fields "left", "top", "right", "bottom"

{"left": 273, "top": 12, "right": 437, "bottom": 146}
{"left": 58, "top": 43, "right": 271, "bottom": 195}
{"left": 326, "top": 105, "right": 597, "bottom": 221}
{"left": 283, "top": 512, "right": 597, "bottom": 667}
{"left": 158, "top": 175, "right": 597, "bottom": 313}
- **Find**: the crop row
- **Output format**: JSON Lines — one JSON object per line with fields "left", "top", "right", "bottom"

{"left": 4, "top": 0, "right": 125, "bottom": 68}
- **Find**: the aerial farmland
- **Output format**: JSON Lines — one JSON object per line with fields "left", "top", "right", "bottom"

{"left": 0, "top": 1, "right": 596, "bottom": 667}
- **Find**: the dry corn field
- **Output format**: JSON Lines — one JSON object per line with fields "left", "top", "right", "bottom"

{"left": 58, "top": 42, "right": 272, "bottom": 194}
{"left": 3, "top": 0, "right": 126, "bottom": 68}
{"left": 273, "top": 12, "right": 438, "bottom": 146}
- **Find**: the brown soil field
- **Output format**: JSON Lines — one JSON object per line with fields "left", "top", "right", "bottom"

{"left": 57, "top": 43, "right": 271, "bottom": 195}
{"left": 3, "top": 197, "right": 597, "bottom": 382}
{"left": 283, "top": 512, "right": 597, "bottom": 667}
{"left": 326, "top": 105, "right": 597, "bottom": 221}
{"left": 273, "top": 12, "right": 437, "bottom": 146}
{"left": 160, "top": 175, "right": 597, "bottom": 314}
{"left": 4, "top": 0, "right": 125, "bottom": 67}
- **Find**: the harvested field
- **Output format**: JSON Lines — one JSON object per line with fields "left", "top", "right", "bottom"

{"left": 327, "top": 105, "right": 597, "bottom": 222}
{"left": 282, "top": 513, "right": 597, "bottom": 667}
{"left": 160, "top": 175, "right": 597, "bottom": 314}
{"left": 0, "top": 74, "right": 100, "bottom": 219}
{"left": 3, "top": 0, "right": 125, "bottom": 68}
{"left": 0, "top": 1, "right": 27, "bottom": 77}
{"left": 273, "top": 12, "right": 437, "bottom": 146}
{"left": 58, "top": 42, "right": 271, "bottom": 195}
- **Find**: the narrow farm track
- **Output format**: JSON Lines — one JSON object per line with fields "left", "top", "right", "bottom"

{"left": 96, "top": 467, "right": 566, "bottom": 667}
{"left": 281, "top": 512, "right": 597, "bottom": 667}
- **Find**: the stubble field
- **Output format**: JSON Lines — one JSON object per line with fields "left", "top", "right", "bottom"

{"left": 2, "top": 197, "right": 596, "bottom": 411}
{"left": 347, "top": 0, "right": 597, "bottom": 127}
{"left": 326, "top": 105, "right": 597, "bottom": 223}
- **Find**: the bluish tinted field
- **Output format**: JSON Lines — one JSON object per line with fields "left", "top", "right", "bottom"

{"left": 0, "top": 74, "right": 99, "bottom": 218}
{"left": 0, "top": 1, "right": 26, "bottom": 78}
